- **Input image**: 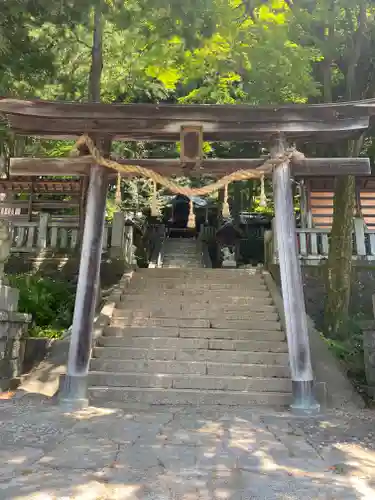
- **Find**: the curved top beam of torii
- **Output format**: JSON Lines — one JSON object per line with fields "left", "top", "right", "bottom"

{"left": 0, "top": 97, "right": 375, "bottom": 142}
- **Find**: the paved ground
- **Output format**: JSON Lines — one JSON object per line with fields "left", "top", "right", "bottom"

{"left": 1, "top": 394, "right": 375, "bottom": 499}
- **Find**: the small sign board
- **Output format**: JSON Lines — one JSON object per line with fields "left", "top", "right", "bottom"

{"left": 180, "top": 126, "right": 203, "bottom": 163}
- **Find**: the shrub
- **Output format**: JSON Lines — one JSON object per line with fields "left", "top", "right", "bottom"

{"left": 8, "top": 274, "right": 76, "bottom": 338}
{"left": 324, "top": 316, "right": 365, "bottom": 387}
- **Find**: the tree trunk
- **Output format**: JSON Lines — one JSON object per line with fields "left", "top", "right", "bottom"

{"left": 88, "top": 3, "right": 103, "bottom": 103}
{"left": 324, "top": 175, "right": 355, "bottom": 337}
{"left": 324, "top": 3, "right": 367, "bottom": 337}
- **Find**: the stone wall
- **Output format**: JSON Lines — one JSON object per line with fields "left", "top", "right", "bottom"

{"left": 0, "top": 311, "right": 30, "bottom": 390}
{"left": 270, "top": 262, "right": 375, "bottom": 330}
{"left": 5, "top": 252, "right": 128, "bottom": 289}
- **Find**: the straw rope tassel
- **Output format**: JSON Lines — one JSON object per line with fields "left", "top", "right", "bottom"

{"left": 150, "top": 181, "right": 159, "bottom": 217}
{"left": 222, "top": 183, "right": 230, "bottom": 218}
{"left": 259, "top": 175, "right": 267, "bottom": 207}
{"left": 187, "top": 198, "right": 195, "bottom": 229}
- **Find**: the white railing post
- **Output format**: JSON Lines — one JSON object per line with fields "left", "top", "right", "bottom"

{"left": 368, "top": 232, "right": 375, "bottom": 257}
{"left": 110, "top": 212, "right": 125, "bottom": 258}
{"left": 296, "top": 227, "right": 330, "bottom": 265}
{"left": 354, "top": 217, "right": 366, "bottom": 257}
{"left": 37, "top": 213, "right": 49, "bottom": 249}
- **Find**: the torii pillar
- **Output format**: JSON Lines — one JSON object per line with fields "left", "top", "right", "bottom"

{"left": 60, "top": 159, "right": 108, "bottom": 409}
{"left": 271, "top": 137, "right": 320, "bottom": 414}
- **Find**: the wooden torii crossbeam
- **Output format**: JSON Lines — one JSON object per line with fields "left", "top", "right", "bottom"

{"left": 0, "top": 97, "right": 374, "bottom": 141}
{"left": 0, "top": 97, "right": 373, "bottom": 414}
{"left": 8, "top": 156, "right": 371, "bottom": 178}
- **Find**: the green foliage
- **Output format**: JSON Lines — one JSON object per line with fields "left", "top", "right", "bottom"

{"left": 324, "top": 317, "right": 365, "bottom": 386}
{"left": 106, "top": 197, "right": 120, "bottom": 221}
{"left": 8, "top": 274, "right": 76, "bottom": 338}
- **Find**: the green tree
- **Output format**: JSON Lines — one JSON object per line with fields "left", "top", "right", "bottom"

{"left": 286, "top": 0, "right": 375, "bottom": 336}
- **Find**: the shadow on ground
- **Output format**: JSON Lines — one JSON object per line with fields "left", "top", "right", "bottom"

{"left": 0, "top": 392, "right": 375, "bottom": 499}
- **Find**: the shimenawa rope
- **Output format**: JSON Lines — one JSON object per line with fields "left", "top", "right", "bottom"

{"left": 75, "top": 134, "right": 304, "bottom": 198}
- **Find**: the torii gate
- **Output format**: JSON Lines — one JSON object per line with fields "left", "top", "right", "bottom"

{"left": 0, "top": 97, "right": 373, "bottom": 414}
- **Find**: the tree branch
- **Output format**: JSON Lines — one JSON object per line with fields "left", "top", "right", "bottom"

{"left": 70, "top": 30, "right": 91, "bottom": 50}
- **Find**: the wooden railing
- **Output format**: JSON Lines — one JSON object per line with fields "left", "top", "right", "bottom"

{"left": 9, "top": 212, "right": 134, "bottom": 263}
{"left": 198, "top": 224, "right": 216, "bottom": 242}
{"left": 265, "top": 217, "right": 375, "bottom": 266}
{"left": 296, "top": 228, "right": 330, "bottom": 262}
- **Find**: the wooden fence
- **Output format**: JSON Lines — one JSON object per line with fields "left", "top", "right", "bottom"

{"left": 266, "top": 217, "right": 375, "bottom": 266}
{"left": 8, "top": 212, "right": 134, "bottom": 263}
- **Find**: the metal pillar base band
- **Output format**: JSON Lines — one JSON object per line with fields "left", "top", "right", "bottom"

{"left": 290, "top": 380, "right": 321, "bottom": 416}
{"left": 59, "top": 374, "right": 89, "bottom": 411}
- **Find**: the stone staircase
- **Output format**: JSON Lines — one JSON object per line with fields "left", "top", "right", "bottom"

{"left": 89, "top": 267, "right": 292, "bottom": 407}
{"left": 162, "top": 237, "right": 202, "bottom": 268}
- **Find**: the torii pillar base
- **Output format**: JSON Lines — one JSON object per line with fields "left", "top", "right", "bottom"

{"left": 290, "top": 381, "right": 321, "bottom": 416}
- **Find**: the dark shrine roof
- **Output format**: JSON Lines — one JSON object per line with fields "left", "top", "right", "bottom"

{"left": 1, "top": 98, "right": 375, "bottom": 142}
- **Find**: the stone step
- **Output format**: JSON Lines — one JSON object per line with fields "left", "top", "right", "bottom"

{"left": 163, "top": 265, "right": 202, "bottom": 269}
{"left": 136, "top": 268, "right": 259, "bottom": 274}
{"left": 133, "top": 278, "right": 264, "bottom": 285}
{"left": 207, "top": 362, "right": 290, "bottom": 378}
{"left": 167, "top": 290, "right": 270, "bottom": 297}
{"left": 129, "top": 275, "right": 264, "bottom": 282}
{"left": 115, "top": 303, "right": 278, "bottom": 314}
{"left": 92, "top": 347, "right": 289, "bottom": 365}
{"left": 104, "top": 326, "right": 285, "bottom": 341}
{"left": 132, "top": 274, "right": 264, "bottom": 281}
{"left": 97, "top": 336, "right": 287, "bottom": 352}
{"left": 88, "top": 264, "right": 290, "bottom": 408}
{"left": 162, "top": 256, "right": 200, "bottom": 259}
{"left": 90, "top": 358, "right": 290, "bottom": 377}
{"left": 110, "top": 317, "right": 210, "bottom": 328}
{"left": 133, "top": 274, "right": 262, "bottom": 281}
{"left": 120, "top": 296, "right": 274, "bottom": 306}
{"left": 211, "top": 319, "right": 281, "bottom": 330}
{"left": 89, "top": 371, "right": 292, "bottom": 392}
{"left": 163, "top": 255, "right": 199, "bottom": 259}
{"left": 93, "top": 347, "right": 174, "bottom": 360}
{"left": 128, "top": 285, "right": 270, "bottom": 296}
{"left": 129, "top": 278, "right": 267, "bottom": 286}
{"left": 174, "top": 349, "right": 289, "bottom": 364}
{"left": 162, "top": 259, "right": 201, "bottom": 262}
{"left": 163, "top": 251, "right": 198, "bottom": 255}
{"left": 131, "top": 280, "right": 267, "bottom": 293}
{"left": 162, "top": 261, "right": 202, "bottom": 264}
{"left": 88, "top": 387, "right": 292, "bottom": 407}
{"left": 161, "top": 265, "right": 201, "bottom": 268}
{"left": 112, "top": 309, "right": 279, "bottom": 321}
{"left": 122, "top": 290, "right": 272, "bottom": 299}
{"left": 110, "top": 317, "right": 281, "bottom": 330}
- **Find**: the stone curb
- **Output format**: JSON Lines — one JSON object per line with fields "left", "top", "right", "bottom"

{"left": 262, "top": 269, "right": 365, "bottom": 410}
